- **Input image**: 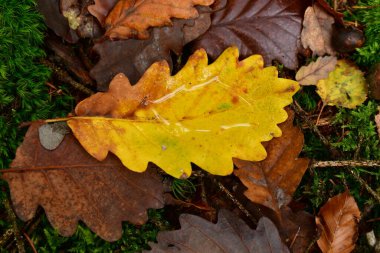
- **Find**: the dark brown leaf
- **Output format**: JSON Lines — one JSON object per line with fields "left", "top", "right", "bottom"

{"left": 190, "top": 0, "right": 310, "bottom": 70}
{"left": 316, "top": 191, "right": 360, "bottom": 253}
{"left": 148, "top": 209, "right": 289, "bottom": 253}
{"left": 37, "top": 0, "right": 79, "bottom": 43}
{"left": 90, "top": 11, "right": 211, "bottom": 90}
{"left": 2, "top": 123, "right": 165, "bottom": 241}
{"left": 234, "top": 110, "right": 309, "bottom": 216}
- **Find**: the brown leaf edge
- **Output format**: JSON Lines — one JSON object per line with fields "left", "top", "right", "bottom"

{"left": 234, "top": 110, "right": 310, "bottom": 216}
{"left": 2, "top": 123, "right": 165, "bottom": 241}
{"left": 316, "top": 191, "right": 361, "bottom": 253}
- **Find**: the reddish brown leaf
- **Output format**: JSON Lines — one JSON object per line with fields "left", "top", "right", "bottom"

{"left": 148, "top": 210, "right": 289, "bottom": 253}
{"left": 90, "top": 10, "right": 211, "bottom": 90}
{"left": 316, "top": 191, "right": 360, "bottom": 253}
{"left": 190, "top": 0, "right": 310, "bottom": 70}
{"left": 234, "top": 110, "right": 309, "bottom": 216}
{"left": 2, "top": 123, "right": 165, "bottom": 241}
{"left": 103, "top": 0, "right": 214, "bottom": 40}
{"left": 37, "top": 0, "right": 79, "bottom": 43}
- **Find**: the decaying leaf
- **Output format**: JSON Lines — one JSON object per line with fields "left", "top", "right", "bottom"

{"left": 190, "top": 0, "right": 310, "bottom": 70}
{"left": 90, "top": 10, "right": 211, "bottom": 90}
{"left": 301, "top": 3, "right": 336, "bottom": 56}
{"left": 104, "top": 0, "right": 214, "bottom": 40}
{"left": 38, "top": 122, "right": 69, "bottom": 150}
{"left": 316, "top": 59, "right": 367, "bottom": 108}
{"left": 37, "top": 0, "right": 79, "bottom": 43}
{"left": 296, "top": 56, "right": 337, "bottom": 85}
{"left": 234, "top": 110, "right": 309, "bottom": 216}
{"left": 69, "top": 47, "right": 299, "bottom": 178}
{"left": 316, "top": 191, "right": 360, "bottom": 253}
{"left": 2, "top": 123, "right": 165, "bottom": 241}
{"left": 148, "top": 209, "right": 289, "bottom": 253}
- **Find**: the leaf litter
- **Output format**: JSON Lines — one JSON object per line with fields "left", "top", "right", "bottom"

{"left": 0, "top": 0, "right": 374, "bottom": 250}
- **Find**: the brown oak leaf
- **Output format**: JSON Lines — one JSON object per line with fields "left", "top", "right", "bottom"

{"left": 190, "top": 0, "right": 310, "bottom": 70}
{"left": 90, "top": 9, "right": 211, "bottom": 90}
{"left": 316, "top": 191, "right": 360, "bottom": 253}
{"left": 103, "top": 0, "right": 214, "bottom": 40}
{"left": 301, "top": 3, "right": 336, "bottom": 56}
{"left": 2, "top": 123, "right": 165, "bottom": 241}
{"left": 234, "top": 110, "right": 309, "bottom": 216}
{"left": 148, "top": 209, "right": 289, "bottom": 253}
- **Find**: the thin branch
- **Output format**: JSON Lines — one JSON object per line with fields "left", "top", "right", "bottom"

{"left": 311, "top": 160, "right": 380, "bottom": 168}
{"left": 41, "top": 59, "right": 94, "bottom": 96}
{"left": 213, "top": 178, "right": 258, "bottom": 225}
{"left": 348, "top": 169, "right": 380, "bottom": 203}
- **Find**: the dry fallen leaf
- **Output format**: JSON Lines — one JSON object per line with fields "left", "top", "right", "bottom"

{"left": 316, "top": 191, "right": 360, "bottom": 253}
{"left": 90, "top": 9, "right": 211, "bottom": 90}
{"left": 234, "top": 110, "right": 309, "bottom": 216}
{"left": 3, "top": 123, "right": 165, "bottom": 241}
{"left": 190, "top": 0, "right": 310, "bottom": 70}
{"left": 316, "top": 59, "right": 367, "bottom": 108}
{"left": 301, "top": 3, "right": 336, "bottom": 56}
{"left": 68, "top": 47, "right": 299, "bottom": 178}
{"left": 104, "top": 0, "right": 214, "bottom": 40}
{"left": 296, "top": 56, "right": 337, "bottom": 85}
{"left": 147, "top": 209, "right": 290, "bottom": 253}
{"left": 38, "top": 122, "right": 69, "bottom": 150}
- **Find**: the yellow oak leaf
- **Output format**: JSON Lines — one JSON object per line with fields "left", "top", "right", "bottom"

{"left": 316, "top": 60, "right": 367, "bottom": 108}
{"left": 67, "top": 47, "right": 299, "bottom": 178}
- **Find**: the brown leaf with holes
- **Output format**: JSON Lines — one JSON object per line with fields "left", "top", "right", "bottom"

{"left": 316, "top": 191, "right": 360, "bottom": 253}
{"left": 103, "top": 0, "right": 214, "bottom": 40}
{"left": 148, "top": 209, "right": 289, "bottom": 253}
{"left": 90, "top": 8, "right": 211, "bottom": 90}
{"left": 301, "top": 3, "right": 336, "bottom": 56}
{"left": 2, "top": 123, "right": 164, "bottom": 241}
{"left": 190, "top": 0, "right": 310, "bottom": 70}
{"left": 234, "top": 110, "right": 309, "bottom": 216}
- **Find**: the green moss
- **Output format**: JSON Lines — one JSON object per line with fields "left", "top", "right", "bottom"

{"left": 347, "top": 0, "right": 380, "bottom": 66}
{"left": 0, "top": 0, "right": 74, "bottom": 168}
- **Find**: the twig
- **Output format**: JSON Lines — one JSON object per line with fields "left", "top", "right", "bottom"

{"left": 23, "top": 231, "right": 37, "bottom": 253}
{"left": 213, "top": 178, "right": 258, "bottom": 225}
{"left": 348, "top": 169, "right": 380, "bottom": 203}
{"left": 311, "top": 160, "right": 380, "bottom": 168}
{"left": 3, "top": 196, "right": 25, "bottom": 253}
{"left": 40, "top": 59, "right": 94, "bottom": 96}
